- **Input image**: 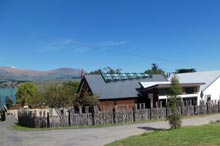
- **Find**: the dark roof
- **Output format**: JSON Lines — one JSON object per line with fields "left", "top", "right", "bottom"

{"left": 84, "top": 74, "right": 167, "bottom": 100}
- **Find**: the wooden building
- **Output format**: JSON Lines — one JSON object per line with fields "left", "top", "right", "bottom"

{"left": 78, "top": 73, "right": 167, "bottom": 110}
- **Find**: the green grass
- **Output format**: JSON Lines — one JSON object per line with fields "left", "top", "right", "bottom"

{"left": 10, "top": 124, "right": 51, "bottom": 131}
{"left": 105, "top": 123, "right": 220, "bottom": 146}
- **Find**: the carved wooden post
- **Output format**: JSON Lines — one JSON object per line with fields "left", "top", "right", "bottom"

{"left": 47, "top": 112, "right": 50, "bottom": 128}
{"left": 150, "top": 99, "right": 152, "bottom": 120}
{"left": 133, "top": 104, "right": 137, "bottom": 122}
{"left": 189, "top": 100, "right": 192, "bottom": 106}
{"left": 85, "top": 106, "right": 89, "bottom": 113}
{"left": 218, "top": 100, "right": 220, "bottom": 113}
{"left": 114, "top": 105, "right": 118, "bottom": 124}
{"left": 139, "top": 103, "right": 142, "bottom": 110}
{"left": 79, "top": 106, "right": 82, "bottom": 114}
{"left": 160, "top": 101, "right": 163, "bottom": 108}
{"left": 142, "top": 103, "right": 145, "bottom": 109}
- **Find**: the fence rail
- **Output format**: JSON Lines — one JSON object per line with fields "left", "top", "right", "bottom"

{"left": 18, "top": 100, "right": 220, "bottom": 128}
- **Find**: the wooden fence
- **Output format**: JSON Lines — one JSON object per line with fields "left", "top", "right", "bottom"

{"left": 18, "top": 100, "right": 220, "bottom": 128}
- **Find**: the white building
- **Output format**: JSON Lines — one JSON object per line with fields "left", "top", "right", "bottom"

{"left": 174, "top": 71, "right": 220, "bottom": 105}
{"left": 140, "top": 81, "right": 203, "bottom": 106}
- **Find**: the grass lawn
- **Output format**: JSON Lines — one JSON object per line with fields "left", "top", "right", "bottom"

{"left": 105, "top": 123, "right": 220, "bottom": 146}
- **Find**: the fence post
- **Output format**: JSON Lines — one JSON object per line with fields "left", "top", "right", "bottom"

{"left": 113, "top": 106, "right": 118, "bottom": 124}
{"left": 139, "top": 103, "right": 142, "bottom": 109}
{"left": 160, "top": 101, "right": 163, "bottom": 108}
{"left": 142, "top": 103, "right": 145, "bottom": 109}
{"left": 85, "top": 106, "right": 90, "bottom": 125}
{"left": 133, "top": 104, "right": 137, "bottom": 122}
{"left": 47, "top": 112, "right": 50, "bottom": 128}
{"left": 92, "top": 106, "right": 95, "bottom": 125}
{"left": 207, "top": 101, "right": 210, "bottom": 114}
{"left": 85, "top": 106, "right": 89, "bottom": 113}
{"left": 150, "top": 99, "right": 152, "bottom": 120}
{"left": 68, "top": 110, "right": 71, "bottom": 126}
{"left": 218, "top": 100, "right": 220, "bottom": 113}
{"left": 79, "top": 106, "right": 82, "bottom": 114}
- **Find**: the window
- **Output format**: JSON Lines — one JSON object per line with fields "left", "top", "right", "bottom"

{"left": 184, "top": 87, "right": 198, "bottom": 94}
{"left": 159, "top": 88, "right": 169, "bottom": 96}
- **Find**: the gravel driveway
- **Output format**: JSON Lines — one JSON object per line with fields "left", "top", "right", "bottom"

{"left": 0, "top": 114, "right": 219, "bottom": 146}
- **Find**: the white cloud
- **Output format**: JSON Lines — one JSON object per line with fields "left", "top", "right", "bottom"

{"left": 43, "top": 39, "right": 128, "bottom": 53}
{"left": 95, "top": 41, "right": 128, "bottom": 47}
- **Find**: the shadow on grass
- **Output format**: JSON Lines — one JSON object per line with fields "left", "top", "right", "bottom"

{"left": 138, "top": 126, "right": 166, "bottom": 131}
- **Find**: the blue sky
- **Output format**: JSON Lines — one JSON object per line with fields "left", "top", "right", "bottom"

{"left": 1, "top": 0, "right": 220, "bottom": 73}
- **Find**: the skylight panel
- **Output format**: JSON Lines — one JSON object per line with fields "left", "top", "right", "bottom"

{"left": 101, "top": 73, "right": 150, "bottom": 82}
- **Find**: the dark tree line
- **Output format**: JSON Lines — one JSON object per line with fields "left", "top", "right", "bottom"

{"left": 89, "top": 67, "right": 122, "bottom": 74}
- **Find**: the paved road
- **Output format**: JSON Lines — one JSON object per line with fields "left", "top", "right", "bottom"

{"left": 0, "top": 114, "right": 220, "bottom": 146}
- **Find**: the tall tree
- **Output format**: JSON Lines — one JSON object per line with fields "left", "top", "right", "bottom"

{"left": 16, "top": 82, "right": 38, "bottom": 106}
{"left": 167, "top": 75, "right": 182, "bottom": 129}
{"left": 145, "top": 63, "right": 166, "bottom": 77}
{"left": 43, "top": 82, "right": 79, "bottom": 108}
{"left": 62, "top": 81, "right": 79, "bottom": 106}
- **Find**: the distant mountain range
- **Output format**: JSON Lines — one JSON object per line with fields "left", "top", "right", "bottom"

{"left": 0, "top": 67, "right": 82, "bottom": 82}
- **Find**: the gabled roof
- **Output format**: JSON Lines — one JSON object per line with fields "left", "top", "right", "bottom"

{"left": 172, "top": 71, "right": 220, "bottom": 91}
{"left": 84, "top": 74, "right": 167, "bottom": 100}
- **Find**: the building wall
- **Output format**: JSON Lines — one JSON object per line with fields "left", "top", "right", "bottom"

{"left": 139, "top": 88, "right": 159, "bottom": 108}
{"left": 202, "top": 77, "right": 220, "bottom": 103}
{"left": 99, "top": 98, "right": 136, "bottom": 111}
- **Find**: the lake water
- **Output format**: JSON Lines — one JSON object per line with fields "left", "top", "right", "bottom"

{"left": 0, "top": 88, "right": 17, "bottom": 107}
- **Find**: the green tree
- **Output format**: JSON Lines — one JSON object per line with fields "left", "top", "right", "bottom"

{"left": 89, "top": 67, "right": 122, "bottom": 74}
{"left": 89, "top": 69, "right": 102, "bottom": 75}
{"left": 5, "top": 96, "right": 13, "bottom": 109}
{"left": 103, "top": 67, "right": 122, "bottom": 74}
{"left": 167, "top": 75, "right": 182, "bottom": 129}
{"left": 16, "top": 82, "right": 38, "bottom": 106}
{"left": 63, "top": 81, "right": 80, "bottom": 93}
{"left": 43, "top": 84, "right": 74, "bottom": 108}
{"left": 76, "top": 91, "right": 99, "bottom": 107}
{"left": 42, "top": 81, "right": 80, "bottom": 108}
{"left": 62, "top": 81, "right": 79, "bottom": 106}
{"left": 145, "top": 63, "right": 166, "bottom": 77}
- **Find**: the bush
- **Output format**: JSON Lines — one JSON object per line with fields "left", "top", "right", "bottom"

{"left": 167, "top": 76, "right": 182, "bottom": 129}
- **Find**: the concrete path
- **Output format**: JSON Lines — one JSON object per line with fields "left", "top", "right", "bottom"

{"left": 0, "top": 114, "right": 220, "bottom": 146}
